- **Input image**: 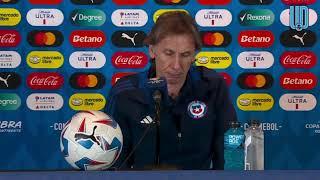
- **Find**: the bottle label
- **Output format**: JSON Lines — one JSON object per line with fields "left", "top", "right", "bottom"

{"left": 225, "top": 134, "right": 245, "bottom": 149}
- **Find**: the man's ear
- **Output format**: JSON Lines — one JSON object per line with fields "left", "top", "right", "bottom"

{"left": 149, "top": 45, "right": 156, "bottom": 59}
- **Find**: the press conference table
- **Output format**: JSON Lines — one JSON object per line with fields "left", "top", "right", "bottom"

{"left": 0, "top": 170, "right": 318, "bottom": 180}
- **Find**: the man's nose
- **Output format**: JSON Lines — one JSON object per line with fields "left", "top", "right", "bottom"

{"left": 172, "top": 55, "right": 182, "bottom": 70}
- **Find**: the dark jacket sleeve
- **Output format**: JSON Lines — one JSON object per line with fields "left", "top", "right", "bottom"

{"left": 212, "top": 77, "right": 237, "bottom": 170}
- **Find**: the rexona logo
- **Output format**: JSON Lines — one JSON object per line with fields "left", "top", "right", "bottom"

{"left": 27, "top": 30, "right": 63, "bottom": 47}
{"left": 200, "top": 31, "right": 232, "bottom": 47}
{"left": 0, "top": 93, "right": 21, "bottom": 110}
{"left": 0, "top": 51, "right": 21, "bottom": 68}
{"left": 27, "top": 72, "right": 64, "bottom": 90}
{"left": 238, "top": 9, "right": 274, "bottom": 26}
{"left": 0, "top": 8, "right": 21, "bottom": 26}
{"left": 112, "top": 0, "right": 146, "bottom": 5}
{"left": 111, "top": 72, "right": 135, "bottom": 86}
{"left": 112, "top": 31, "right": 146, "bottom": 48}
{"left": 111, "top": 9, "right": 148, "bottom": 27}
{"left": 112, "top": 52, "right": 148, "bottom": 69}
{"left": 237, "top": 93, "right": 274, "bottom": 111}
{"left": 69, "top": 93, "right": 106, "bottom": 111}
{"left": 280, "top": 51, "right": 316, "bottom": 69}
{"left": 282, "top": 0, "right": 315, "bottom": 5}
{"left": 153, "top": 9, "right": 188, "bottom": 22}
{"left": 238, "top": 30, "right": 274, "bottom": 48}
{"left": 237, "top": 72, "right": 273, "bottom": 89}
{"left": 155, "top": 0, "right": 188, "bottom": 5}
{"left": 0, "top": 72, "right": 20, "bottom": 89}
{"left": 219, "top": 72, "right": 232, "bottom": 86}
{"left": 195, "top": 9, "right": 232, "bottom": 27}
{"left": 69, "top": 51, "right": 106, "bottom": 69}
{"left": 0, "top": 30, "right": 21, "bottom": 47}
{"left": 280, "top": 30, "right": 316, "bottom": 47}
{"left": 237, "top": 51, "right": 274, "bottom": 69}
{"left": 197, "top": 0, "right": 231, "bottom": 5}
{"left": 0, "top": 0, "right": 18, "bottom": 4}
{"left": 280, "top": 72, "right": 317, "bottom": 90}
{"left": 195, "top": 51, "right": 232, "bottom": 69}
{"left": 240, "top": 0, "right": 273, "bottom": 5}
{"left": 71, "top": 0, "right": 105, "bottom": 5}
{"left": 279, "top": 93, "right": 316, "bottom": 111}
{"left": 0, "top": 120, "right": 22, "bottom": 133}
{"left": 29, "top": 0, "right": 62, "bottom": 4}
{"left": 27, "top": 93, "right": 63, "bottom": 111}
{"left": 69, "top": 72, "right": 105, "bottom": 89}
{"left": 27, "top": 9, "right": 64, "bottom": 26}
{"left": 27, "top": 51, "right": 64, "bottom": 68}
{"left": 70, "top": 9, "right": 106, "bottom": 27}
{"left": 280, "top": 7, "right": 317, "bottom": 31}
{"left": 70, "top": 30, "right": 106, "bottom": 48}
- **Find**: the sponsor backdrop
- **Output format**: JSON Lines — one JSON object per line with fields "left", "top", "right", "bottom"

{"left": 0, "top": 0, "right": 319, "bottom": 170}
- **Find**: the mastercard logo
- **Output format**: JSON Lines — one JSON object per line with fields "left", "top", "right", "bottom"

{"left": 237, "top": 72, "right": 273, "bottom": 89}
{"left": 201, "top": 31, "right": 231, "bottom": 47}
{"left": 69, "top": 72, "right": 105, "bottom": 89}
{"left": 0, "top": 0, "right": 18, "bottom": 4}
{"left": 27, "top": 30, "right": 63, "bottom": 47}
{"left": 154, "top": 0, "right": 188, "bottom": 5}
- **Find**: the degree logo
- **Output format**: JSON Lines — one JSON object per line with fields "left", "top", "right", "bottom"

{"left": 153, "top": 9, "right": 189, "bottom": 22}
{"left": 70, "top": 30, "right": 106, "bottom": 48}
{"left": 0, "top": 51, "right": 21, "bottom": 68}
{"left": 238, "top": 9, "right": 274, "bottom": 27}
{"left": 197, "top": 0, "right": 231, "bottom": 5}
{"left": 69, "top": 93, "right": 106, "bottom": 111}
{"left": 238, "top": 30, "right": 274, "bottom": 48}
{"left": 0, "top": 93, "right": 21, "bottom": 111}
{"left": 69, "top": 51, "right": 106, "bottom": 69}
{"left": 237, "top": 93, "right": 274, "bottom": 111}
{"left": 195, "top": 9, "right": 232, "bottom": 27}
{"left": 237, "top": 51, "right": 274, "bottom": 69}
{"left": 70, "top": 9, "right": 106, "bottom": 27}
{"left": 279, "top": 93, "right": 316, "bottom": 111}
{"left": 280, "top": 72, "right": 317, "bottom": 90}
{"left": 29, "top": 0, "right": 62, "bottom": 4}
{"left": 111, "top": 31, "right": 146, "bottom": 48}
{"left": 280, "top": 30, "right": 316, "bottom": 47}
{"left": 27, "top": 30, "right": 63, "bottom": 47}
{"left": 0, "top": 8, "right": 21, "bottom": 26}
{"left": 154, "top": 0, "right": 188, "bottom": 5}
{"left": 195, "top": 51, "right": 232, "bottom": 69}
{"left": 26, "top": 9, "right": 64, "bottom": 26}
{"left": 280, "top": 51, "right": 316, "bottom": 69}
{"left": 237, "top": 72, "right": 273, "bottom": 89}
{"left": 112, "top": 0, "right": 146, "bottom": 5}
{"left": 27, "top": 51, "right": 64, "bottom": 69}
{"left": 200, "top": 31, "right": 231, "bottom": 47}
{"left": 71, "top": 0, "right": 105, "bottom": 5}
{"left": 240, "top": 0, "right": 273, "bottom": 5}
{"left": 69, "top": 72, "right": 105, "bottom": 89}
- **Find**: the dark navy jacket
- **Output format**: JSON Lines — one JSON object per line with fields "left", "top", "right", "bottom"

{"left": 106, "top": 66, "right": 237, "bottom": 170}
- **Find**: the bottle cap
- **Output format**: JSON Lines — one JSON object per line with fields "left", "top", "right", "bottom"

{"left": 249, "top": 119, "right": 260, "bottom": 126}
{"left": 230, "top": 121, "right": 240, "bottom": 128}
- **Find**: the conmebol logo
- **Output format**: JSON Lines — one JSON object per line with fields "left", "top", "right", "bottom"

{"left": 70, "top": 30, "right": 106, "bottom": 48}
{"left": 280, "top": 72, "right": 317, "bottom": 90}
{"left": 238, "top": 30, "right": 274, "bottom": 48}
{"left": 280, "top": 51, "right": 316, "bottom": 69}
{"left": 27, "top": 72, "right": 64, "bottom": 90}
{"left": 0, "top": 30, "right": 21, "bottom": 47}
{"left": 111, "top": 52, "right": 148, "bottom": 69}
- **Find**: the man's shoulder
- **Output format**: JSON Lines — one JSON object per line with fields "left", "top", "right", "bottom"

{"left": 191, "top": 66, "right": 224, "bottom": 85}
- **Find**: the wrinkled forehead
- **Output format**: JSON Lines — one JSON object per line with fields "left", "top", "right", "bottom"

{"left": 155, "top": 34, "right": 196, "bottom": 52}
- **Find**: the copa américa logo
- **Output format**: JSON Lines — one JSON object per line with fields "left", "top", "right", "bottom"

{"left": 279, "top": 93, "right": 316, "bottom": 111}
{"left": 70, "top": 30, "right": 106, "bottom": 48}
{"left": 112, "top": 0, "right": 146, "bottom": 5}
{"left": 154, "top": 0, "right": 188, "bottom": 5}
{"left": 111, "top": 72, "right": 135, "bottom": 86}
{"left": 0, "top": 72, "right": 20, "bottom": 89}
{"left": 200, "top": 31, "right": 231, "bottom": 47}
{"left": 112, "top": 52, "right": 148, "bottom": 69}
{"left": 27, "top": 30, "right": 63, "bottom": 47}
{"left": 240, "top": 0, "right": 273, "bottom": 5}
{"left": 0, "top": 93, "right": 21, "bottom": 111}
{"left": 27, "top": 93, "right": 63, "bottom": 111}
{"left": 71, "top": 0, "right": 105, "bottom": 5}
{"left": 27, "top": 51, "right": 64, "bottom": 69}
{"left": 69, "top": 93, "right": 106, "bottom": 111}
{"left": 238, "top": 30, "right": 274, "bottom": 48}
{"left": 0, "top": 51, "right": 21, "bottom": 68}
{"left": 280, "top": 51, "right": 316, "bottom": 69}
{"left": 70, "top": 9, "right": 106, "bottom": 27}
{"left": 111, "top": 9, "right": 148, "bottom": 27}
{"left": 0, "top": 0, "right": 18, "bottom": 4}
{"left": 195, "top": 9, "right": 232, "bottom": 27}
{"left": 197, "top": 0, "right": 231, "bottom": 5}
{"left": 237, "top": 51, "right": 274, "bottom": 69}
{"left": 237, "top": 72, "right": 273, "bottom": 89}
{"left": 112, "top": 31, "right": 146, "bottom": 48}
{"left": 69, "top": 51, "right": 106, "bottom": 69}
{"left": 0, "top": 30, "right": 21, "bottom": 47}
{"left": 195, "top": 51, "right": 232, "bottom": 69}
{"left": 0, "top": 8, "right": 21, "bottom": 26}
{"left": 280, "top": 72, "right": 317, "bottom": 90}
{"left": 26, "top": 9, "right": 64, "bottom": 26}
{"left": 238, "top": 9, "right": 274, "bottom": 27}
{"left": 280, "top": 30, "right": 316, "bottom": 47}
{"left": 27, "top": 72, "right": 64, "bottom": 90}
{"left": 69, "top": 72, "right": 105, "bottom": 89}
{"left": 237, "top": 93, "right": 274, "bottom": 111}
{"left": 280, "top": 7, "right": 317, "bottom": 31}
{"left": 29, "top": 0, "right": 62, "bottom": 4}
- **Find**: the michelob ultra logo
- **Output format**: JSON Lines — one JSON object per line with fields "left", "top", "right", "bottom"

{"left": 29, "top": 0, "right": 62, "bottom": 4}
{"left": 112, "top": 0, "right": 146, "bottom": 5}
{"left": 238, "top": 30, "right": 274, "bottom": 48}
{"left": 200, "top": 31, "right": 232, "bottom": 47}
{"left": 237, "top": 93, "right": 274, "bottom": 111}
{"left": 280, "top": 72, "right": 317, "bottom": 90}
{"left": 111, "top": 9, "right": 148, "bottom": 27}
{"left": 27, "top": 51, "right": 64, "bottom": 68}
{"left": 69, "top": 51, "right": 106, "bottom": 69}
{"left": 69, "top": 72, "right": 105, "bottom": 89}
{"left": 0, "top": 0, "right": 18, "bottom": 4}
{"left": 27, "top": 30, "right": 63, "bottom": 47}
{"left": 112, "top": 52, "right": 148, "bottom": 69}
{"left": 282, "top": 0, "right": 315, "bottom": 5}
{"left": 280, "top": 7, "right": 317, "bottom": 31}
{"left": 0, "top": 72, "right": 21, "bottom": 89}
{"left": 112, "top": 31, "right": 146, "bottom": 48}
{"left": 280, "top": 51, "right": 316, "bottom": 69}
{"left": 111, "top": 72, "right": 135, "bottom": 86}
{"left": 0, "top": 30, "right": 21, "bottom": 47}
{"left": 26, "top": 93, "right": 63, "bottom": 111}
{"left": 69, "top": 93, "right": 106, "bottom": 111}
{"left": 239, "top": 9, "right": 274, "bottom": 26}
{"left": 153, "top": 9, "right": 189, "bottom": 22}
{"left": 237, "top": 72, "right": 273, "bottom": 89}
{"left": 0, "top": 93, "right": 21, "bottom": 110}
{"left": 154, "top": 0, "right": 188, "bottom": 5}
{"left": 26, "top": 9, "right": 64, "bottom": 26}
{"left": 70, "top": 30, "right": 106, "bottom": 48}
{"left": 0, "top": 8, "right": 21, "bottom": 26}
{"left": 70, "top": 9, "right": 106, "bottom": 27}
{"left": 195, "top": 51, "right": 232, "bottom": 69}
{"left": 279, "top": 93, "right": 316, "bottom": 111}
{"left": 71, "top": 0, "right": 105, "bottom": 5}
{"left": 0, "top": 51, "right": 21, "bottom": 68}
{"left": 197, "top": 0, "right": 231, "bottom": 5}
{"left": 280, "top": 30, "right": 316, "bottom": 47}
{"left": 195, "top": 9, "right": 232, "bottom": 27}
{"left": 237, "top": 51, "right": 274, "bottom": 69}
{"left": 240, "top": 0, "right": 273, "bottom": 5}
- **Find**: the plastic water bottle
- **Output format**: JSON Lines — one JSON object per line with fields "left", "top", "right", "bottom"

{"left": 244, "top": 120, "right": 264, "bottom": 170}
{"left": 224, "top": 121, "right": 245, "bottom": 170}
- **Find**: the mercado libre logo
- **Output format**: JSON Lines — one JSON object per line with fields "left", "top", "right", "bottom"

{"left": 27, "top": 30, "right": 63, "bottom": 47}
{"left": 26, "top": 9, "right": 64, "bottom": 26}
{"left": 238, "top": 9, "right": 274, "bottom": 26}
{"left": 237, "top": 51, "right": 274, "bottom": 69}
{"left": 279, "top": 93, "right": 316, "bottom": 111}
{"left": 69, "top": 72, "right": 105, "bottom": 89}
{"left": 70, "top": 30, "right": 106, "bottom": 48}
{"left": 27, "top": 51, "right": 64, "bottom": 69}
{"left": 0, "top": 93, "right": 21, "bottom": 110}
{"left": 237, "top": 93, "right": 274, "bottom": 111}
{"left": 200, "top": 31, "right": 232, "bottom": 47}
{"left": 153, "top": 9, "right": 189, "bottom": 22}
{"left": 195, "top": 51, "right": 232, "bottom": 69}
{"left": 237, "top": 72, "right": 273, "bottom": 90}
{"left": 71, "top": 0, "right": 105, "bottom": 5}
{"left": 111, "top": 52, "right": 148, "bottom": 69}
{"left": 280, "top": 51, "right": 316, "bottom": 69}
{"left": 0, "top": 8, "right": 21, "bottom": 26}
{"left": 0, "top": 51, "right": 21, "bottom": 68}
{"left": 70, "top": 9, "right": 106, "bottom": 27}
{"left": 26, "top": 93, "right": 64, "bottom": 111}
{"left": 69, "top": 93, "right": 106, "bottom": 111}
{"left": 69, "top": 51, "right": 106, "bottom": 69}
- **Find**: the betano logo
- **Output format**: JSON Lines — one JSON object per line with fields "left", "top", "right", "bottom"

{"left": 112, "top": 52, "right": 148, "bottom": 69}
{"left": 0, "top": 51, "right": 21, "bottom": 68}
{"left": 70, "top": 30, "right": 106, "bottom": 48}
{"left": 237, "top": 72, "right": 273, "bottom": 89}
{"left": 0, "top": 8, "right": 21, "bottom": 26}
{"left": 0, "top": 93, "right": 21, "bottom": 110}
{"left": 69, "top": 93, "right": 106, "bottom": 111}
{"left": 26, "top": 9, "right": 64, "bottom": 26}
{"left": 26, "top": 93, "right": 64, "bottom": 111}
{"left": 237, "top": 93, "right": 274, "bottom": 111}
{"left": 197, "top": 0, "right": 231, "bottom": 5}
{"left": 279, "top": 93, "right": 316, "bottom": 111}
{"left": 0, "top": 0, "right": 18, "bottom": 4}
{"left": 154, "top": 0, "right": 188, "bottom": 5}
{"left": 112, "top": 0, "right": 146, "bottom": 5}
{"left": 237, "top": 51, "right": 274, "bottom": 69}
{"left": 27, "top": 51, "right": 64, "bottom": 69}
{"left": 280, "top": 7, "right": 317, "bottom": 30}
{"left": 238, "top": 30, "right": 274, "bottom": 48}
{"left": 195, "top": 9, "right": 232, "bottom": 27}
{"left": 240, "top": 0, "right": 273, "bottom": 5}
{"left": 69, "top": 51, "right": 106, "bottom": 69}
{"left": 153, "top": 9, "right": 189, "bottom": 22}
{"left": 27, "top": 30, "right": 63, "bottom": 47}
{"left": 111, "top": 9, "right": 148, "bottom": 27}
{"left": 280, "top": 72, "right": 317, "bottom": 90}
{"left": 200, "top": 31, "right": 232, "bottom": 47}
{"left": 195, "top": 51, "right": 232, "bottom": 69}
{"left": 282, "top": 0, "right": 315, "bottom": 5}
{"left": 71, "top": 0, "right": 105, "bottom": 5}
{"left": 238, "top": 9, "right": 274, "bottom": 26}
{"left": 0, "top": 30, "right": 21, "bottom": 47}
{"left": 70, "top": 9, "right": 106, "bottom": 27}
{"left": 280, "top": 51, "right": 316, "bottom": 69}
{"left": 69, "top": 72, "right": 105, "bottom": 89}
{"left": 29, "top": 0, "right": 62, "bottom": 4}
{"left": 111, "top": 72, "right": 135, "bottom": 86}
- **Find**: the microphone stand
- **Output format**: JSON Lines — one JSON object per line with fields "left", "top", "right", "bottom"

{"left": 153, "top": 90, "right": 161, "bottom": 166}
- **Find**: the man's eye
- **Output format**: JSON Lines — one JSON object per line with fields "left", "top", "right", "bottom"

{"left": 165, "top": 52, "right": 174, "bottom": 56}
{"left": 182, "top": 53, "right": 191, "bottom": 58}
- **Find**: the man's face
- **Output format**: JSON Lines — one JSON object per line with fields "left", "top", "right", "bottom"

{"left": 149, "top": 34, "right": 196, "bottom": 86}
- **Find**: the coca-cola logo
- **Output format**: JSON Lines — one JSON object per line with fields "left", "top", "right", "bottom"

{"left": 111, "top": 52, "right": 148, "bottom": 68}
{"left": 70, "top": 30, "right": 106, "bottom": 48}
{"left": 238, "top": 30, "right": 274, "bottom": 48}
{"left": 0, "top": 30, "right": 21, "bottom": 47}
{"left": 280, "top": 72, "right": 317, "bottom": 90}
{"left": 27, "top": 72, "right": 64, "bottom": 90}
{"left": 280, "top": 51, "right": 316, "bottom": 69}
